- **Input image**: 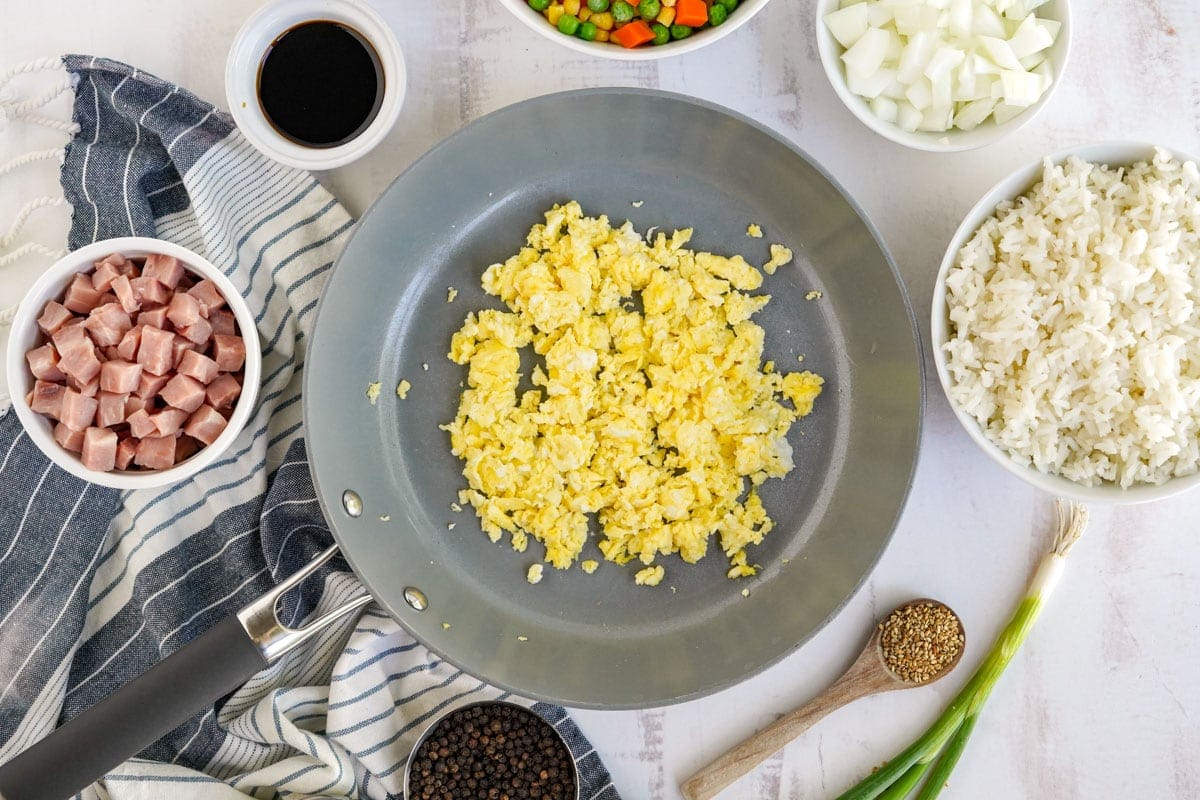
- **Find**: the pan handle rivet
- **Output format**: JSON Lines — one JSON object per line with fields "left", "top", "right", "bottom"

{"left": 403, "top": 587, "right": 428, "bottom": 611}
{"left": 341, "top": 490, "right": 363, "bottom": 518}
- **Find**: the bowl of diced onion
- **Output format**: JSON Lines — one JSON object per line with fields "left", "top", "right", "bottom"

{"left": 816, "top": 0, "right": 1070, "bottom": 152}
{"left": 498, "top": 0, "right": 771, "bottom": 59}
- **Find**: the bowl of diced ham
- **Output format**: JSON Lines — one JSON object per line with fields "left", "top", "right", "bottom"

{"left": 6, "top": 237, "right": 260, "bottom": 489}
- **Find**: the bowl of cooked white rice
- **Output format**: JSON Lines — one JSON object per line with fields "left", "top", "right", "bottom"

{"left": 932, "top": 142, "right": 1200, "bottom": 503}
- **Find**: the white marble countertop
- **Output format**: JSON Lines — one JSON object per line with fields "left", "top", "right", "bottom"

{"left": 3, "top": 2, "right": 1199, "bottom": 798}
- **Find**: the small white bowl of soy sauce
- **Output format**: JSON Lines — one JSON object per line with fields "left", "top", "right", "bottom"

{"left": 226, "top": 0, "right": 406, "bottom": 170}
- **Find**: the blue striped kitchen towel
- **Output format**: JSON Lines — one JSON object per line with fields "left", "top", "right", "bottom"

{"left": 0, "top": 55, "right": 619, "bottom": 800}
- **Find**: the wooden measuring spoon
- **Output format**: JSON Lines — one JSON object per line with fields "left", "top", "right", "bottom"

{"left": 680, "top": 599, "right": 966, "bottom": 800}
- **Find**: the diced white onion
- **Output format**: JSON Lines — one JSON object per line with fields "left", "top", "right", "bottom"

{"left": 824, "top": 3, "right": 871, "bottom": 48}
{"left": 824, "top": 0, "right": 1060, "bottom": 134}
{"left": 841, "top": 26, "right": 892, "bottom": 76}
{"left": 870, "top": 96, "right": 900, "bottom": 123}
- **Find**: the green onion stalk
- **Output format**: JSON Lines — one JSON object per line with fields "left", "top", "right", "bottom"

{"left": 835, "top": 500, "right": 1090, "bottom": 800}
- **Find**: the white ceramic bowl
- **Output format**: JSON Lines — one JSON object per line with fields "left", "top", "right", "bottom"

{"left": 498, "top": 0, "right": 770, "bottom": 60}
{"left": 931, "top": 142, "right": 1200, "bottom": 504}
{"left": 815, "top": 0, "right": 1071, "bottom": 152}
{"left": 6, "top": 237, "right": 262, "bottom": 490}
{"left": 225, "top": 0, "right": 406, "bottom": 170}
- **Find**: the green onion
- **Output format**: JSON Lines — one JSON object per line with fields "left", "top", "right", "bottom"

{"left": 836, "top": 500, "right": 1089, "bottom": 800}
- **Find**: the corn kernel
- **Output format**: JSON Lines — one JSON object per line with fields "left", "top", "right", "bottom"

{"left": 591, "top": 11, "right": 614, "bottom": 29}
{"left": 547, "top": 4, "right": 565, "bottom": 24}
{"left": 578, "top": 6, "right": 591, "bottom": 19}
{"left": 594, "top": 27, "right": 609, "bottom": 41}
{"left": 657, "top": 6, "right": 675, "bottom": 24}
{"left": 662, "top": 0, "right": 676, "bottom": 5}
{"left": 563, "top": 0, "right": 580, "bottom": 15}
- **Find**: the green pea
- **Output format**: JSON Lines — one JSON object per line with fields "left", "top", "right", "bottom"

{"left": 717, "top": 0, "right": 737, "bottom": 9}
{"left": 670, "top": 23, "right": 693, "bottom": 39}
{"left": 708, "top": 3, "right": 728, "bottom": 25}
{"left": 639, "top": 0, "right": 661, "bottom": 19}
{"left": 611, "top": 1, "right": 635, "bottom": 23}
{"left": 528, "top": 0, "right": 550, "bottom": 10}
{"left": 650, "top": 22, "right": 670, "bottom": 44}
{"left": 588, "top": 0, "right": 610, "bottom": 9}
{"left": 558, "top": 13, "right": 581, "bottom": 34}
{"left": 577, "top": 20, "right": 598, "bottom": 39}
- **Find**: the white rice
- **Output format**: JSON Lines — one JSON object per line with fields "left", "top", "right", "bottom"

{"left": 943, "top": 148, "right": 1200, "bottom": 487}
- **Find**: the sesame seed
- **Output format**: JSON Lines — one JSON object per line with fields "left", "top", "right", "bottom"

{"left": 880, "top": 602, "right": 964, "bottom": 684}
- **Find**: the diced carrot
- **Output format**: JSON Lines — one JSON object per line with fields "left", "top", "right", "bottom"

{"left": 674, "top": 0, "right": 708, "bottom": 26}
{"left": 611, "top": 19, "right": 655, "bottom": 47}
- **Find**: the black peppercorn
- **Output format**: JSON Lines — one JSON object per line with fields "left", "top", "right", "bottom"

{"left": 408, "top": 703, "right": 575, "bottom": 799}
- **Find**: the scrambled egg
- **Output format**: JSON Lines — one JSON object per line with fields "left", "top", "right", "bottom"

{"left": 634, "top": 565, "right": 665, "bottom": 586}
{"left": 366, "top": 381, "right": 381, "bottom": 405}
{"left": 443, "top": 202, "right": 823, "bottom": 583}
{"left": 746, "top": 223, "right": 763, "bottom": 239}
{"left": 447, "top": 287, "right": 458, "bottom": 303}
{"left": 527, "top": 564, "right": 544, "bottom": 584}
{"left": 396, "top": 379, "right": 411, "bottom": 399}
{"left": 762, "top": 244, "right": 793, "bottom": 276}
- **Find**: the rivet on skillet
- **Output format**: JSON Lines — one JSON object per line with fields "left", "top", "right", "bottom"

{"left": 341, "top": 490, "right": 363, "bottom": 518}
{"left": 403, "top": 587, "right": 428, "bottom": 611}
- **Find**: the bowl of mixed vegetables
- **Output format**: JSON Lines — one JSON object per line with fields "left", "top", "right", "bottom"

{"left": 498, "top": 0, "right": 770, "bottom": 58}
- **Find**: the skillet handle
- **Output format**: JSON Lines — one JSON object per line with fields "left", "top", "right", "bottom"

{"left": 0, "top": 545, "right": 370, "bottom": 800}
{"left": 0, "top": 614, "right": 266, "bottom": 800}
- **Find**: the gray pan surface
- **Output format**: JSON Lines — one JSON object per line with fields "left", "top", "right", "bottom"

{"left": 304, "top": 89, "right": 923, "bottom": 709}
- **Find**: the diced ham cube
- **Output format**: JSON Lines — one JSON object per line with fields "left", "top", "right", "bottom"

{"left": 115, "top": 437, "right": 137, "bottom": 470}
{"left": 99, "top": 360, "right": 142, "bottom": 394}
{"left": 51, "top": 318, "right": 88, "bottom": 351}
{"left": 167, "top": 292, "right": 201, "bottom": 328}
{"left": 212, "top": 335, "right": 246, "bottom": 372}
{"left": 58, "top": 338, "right": 102, "bottom": 385}
{"left": 208, "top": 309, "right": 237, "bottom": 336}
{"left": 178, "top": 317, "right": 212, "bottom": 346}
{"left": 26, "top": 344, "right": 66, "bottom": 382}
{"left": 117, "top": 325, "right": 143, "bottom": 361}
{"left": 183, "top": 404, "right": 228, "bottom": 446}
{"left": 137, "top": 305, "right": 169, "bottom": 330}
{"left": 63, "top": 274, "right": 106, "bottom": 313}
{"left": 127, "top": 408, "right": 158, "bottom": 438}
{"left": 134, "top": 435, "right": 176, "bottom": 470}
{"left": 159, "top": 373, "right": 207, "bottom": 413}
{"left": 124, "top": 394, "right": 150, "bottom": 417}
{"left": 84, "top": 303, "right": 133, "bottom": 347}
{"left": 152, "top": 407, "right": 189, "bottom": 437}
{"left": 59, "top": 388, "right": 98, "bottom": 432}
{"left": 135, "top": 370, "right": 170, "bottom": 400}
{"left": 205, "top": 373, "right": 242, "bottom": 409}
{"left": 30, "top": 380, "right": 66, "bottom": 419}
{"left": 37, "top": 301, "right": 75, "bottom": 336}
{"left": 131, "top": 276, "right": 170, "bottom": 307}
{"left": 171, "top": 336, "right": 196, "bottom": 368}
{"left": 111, "top": 274, "right": 139, "bottom": 314}
{"left": 115, "top": 257, "right": 139, "bottom": 278}
{"left": 54, "top": 422, "right": 86, "bottom": 453}
{"left": 91, "top": 259, "right": 122, "bottom": 292}
{"left": 177, "top": 350, "right": 220, "bottom": 384}
{"left": 137, "top": 326, "right": 175, "bottom": 376}
{"left": 73, "top": 377, "right": 100, "bottom": 397}
{"left": 95, "top": 391, "right": 128, "bottom": 427}
{"left": 187, "top": 280, "right": 227, "bottom": 316}
{"left": 143, "top": 253, "right": 185, "bottom": 289}
{"left": 81, "top": 427, "right": 118, "bottom": 471}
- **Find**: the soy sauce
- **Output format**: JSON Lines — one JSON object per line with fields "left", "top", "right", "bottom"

{"left": 257, "top": 20, "right": 383, "bottom": 148}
